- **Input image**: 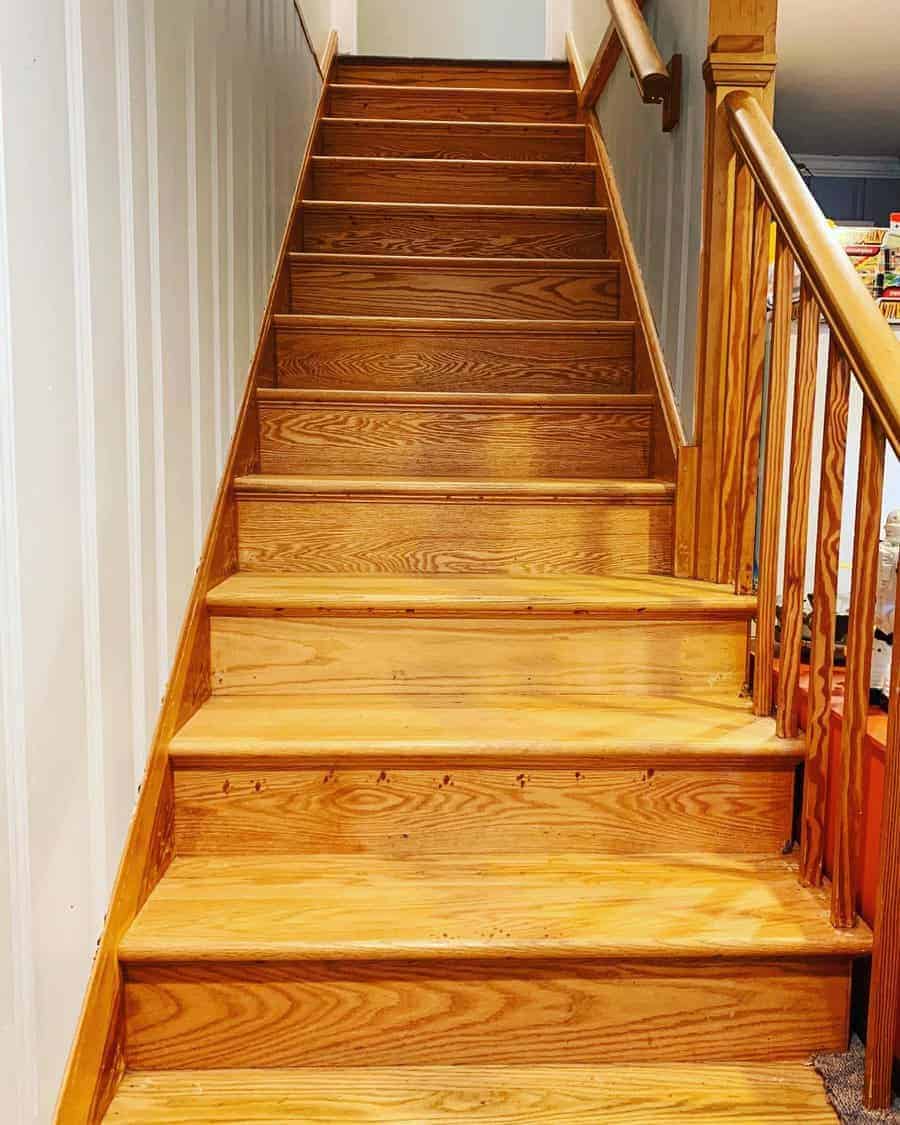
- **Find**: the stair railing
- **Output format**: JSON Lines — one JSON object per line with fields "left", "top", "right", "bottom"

{"left": 580, "top": 0, "right": 681, "bottom": 130}
{"left": 723, "top": 89, "right": 900, "bottom": 1109}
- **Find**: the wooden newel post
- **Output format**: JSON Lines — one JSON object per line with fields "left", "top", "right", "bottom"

{"left": 691, "top": 36, "right": 776, "bottom": 584}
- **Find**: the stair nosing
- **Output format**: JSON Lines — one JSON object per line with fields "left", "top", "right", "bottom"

{"left": 288, "top": 251, "right": 618, "bottom": 269}
{"left": 310, "top": 154, "right": 595, "bottom": 170}
{"left": 232, "top": 475, "right": 675, "bottom": 500}
{"left": 300, "top": 199, "right": 608, "bottom": 217}
{"left": 256, "top": 388, "right": 652, "bottom": 407}
{"left": 271, "top": 313, "right": 636, "bottom": 333}
{"left": 329, "top": 82, "right": 578, "bottom": 97}
{"left": 321, "top": 115, "right": 586, "bottom": 131}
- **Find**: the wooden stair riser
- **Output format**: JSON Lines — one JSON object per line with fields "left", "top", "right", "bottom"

{"left": 256, "top": 399, "right": 651, "bottom": 479}
{"left": 287, "top": 257, "right": 620, "bottom": 321}
{"left": 273, "top": 320, "right": 636, "bottom": 395}
{"left": 296, "top": 202, "right": 608, "bottom": 259}
{"left": 122, "top": 957, "right": 853, "bottom": 1069}
{"left": 207, "top": 615, "right": 747, "bottom": 696}
{"left": 332, "top": 61, "right": 573, "bottom": 89}
{"left": 309, "top": 158, "right": 599, "bottom": 206}
{"left": 235, "top": 494, "right": 674, "bottom": 575}
{"left": 327, "top": 85, "right": 579, "bottom": 123}
{"left": 318, "top": 119, "right": 587, "bottom": 161}
{"left": 173, "top": 761, "right": 795, "bottom": 857}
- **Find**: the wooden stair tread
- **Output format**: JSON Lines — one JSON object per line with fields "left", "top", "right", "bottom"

{"left": 207, "top": 573, "right": 755, "bottom": 618}
{"left": 289, "top": 250, "right": 616, "bottom": 266}
{"left": 119, "top": 852, "right": 871, "bottom": 963}
{"left": 169, "top": 693, "right": 801, "bottom": 765}
{"left": 272, "top": 312, "right": 635, "bottom": 331}
{"left": 233, "top": 475, "right": 675, "bottom": 498}
{"left": 103, "top": 1063, "right": 838, "bottom": 1122}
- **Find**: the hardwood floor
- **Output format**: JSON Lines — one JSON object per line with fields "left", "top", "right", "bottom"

{"left": 80, "top": 51, "right": 861, "bottom": 1123}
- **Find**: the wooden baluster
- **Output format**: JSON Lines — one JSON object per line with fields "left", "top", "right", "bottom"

{"left": 864, "top": 553, "right": 900, "bottom": 1108}
{"left": 800, "top": 341, "right": 851, "bottom": 886}
{"left": 753, "top": 235, "right": 793, "bottom": 717}
{"left": 717, "top": 160, "right": 755, "bottom": 586}
{"left": 832, "top": 403, "right": 886, "bottom": 928}
{"left": 776, "top": 280, "right": 818, "bottom": 738}
{"left": 735, "top": 195, "right": 771, "bottom": 596}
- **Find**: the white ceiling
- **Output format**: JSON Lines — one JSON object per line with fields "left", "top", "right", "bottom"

{"left": 776, "top": 0, "right": 900, "bottom": 157}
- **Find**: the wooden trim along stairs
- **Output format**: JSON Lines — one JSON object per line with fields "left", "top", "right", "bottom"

{"left": 60, "top": 34, "right": 867, "bottom": 1124}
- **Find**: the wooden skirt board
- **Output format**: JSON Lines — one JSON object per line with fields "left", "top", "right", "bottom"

{"left": 296, "top": 201, "right": 608, "bottom": 259}
{"left": 272, "top": 317, "right": 636, "bottom": 395}
{"left": 286, "top": 255, "right": 620, "bottom": 320}
{"left": 207, "top": 615, "right": 749, "bottom": 696}
{"left": 308, "top": 157, "right": 600, "bottom": 206}
{"left": 317, "top": 119, "right": 588, "bottom": 161}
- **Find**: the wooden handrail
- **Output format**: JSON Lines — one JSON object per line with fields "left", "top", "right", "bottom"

{"left": 580, "top": 0, "right": 681, "bottom": 131}
{"left": 725, "top": 90, "right": 900, "bottom": 459}
{"left": 606, "top": 0, "right": 668, "bottom": 102}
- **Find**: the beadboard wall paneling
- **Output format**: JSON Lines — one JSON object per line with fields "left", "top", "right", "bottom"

{"left": 0, "top": 3, "right": 320, "bottom": 1120}
{"left": 570, "top": 0, "right": 709, "bottom": 439}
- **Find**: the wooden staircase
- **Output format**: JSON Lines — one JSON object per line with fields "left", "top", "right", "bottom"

{"left": 91, "top": 55, "right": 868, "bottom": 1122}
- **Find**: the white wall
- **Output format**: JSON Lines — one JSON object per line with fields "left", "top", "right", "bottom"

{"left": 0, "top": 3, "right": 320, "bottom": 1120}
{"left": 570, "top": 0, "right": 709, "bottom": 439}
{"left": 298, "top": 0, "right": 358, "bottom": 58}
{"left": 357, "top": 0, "right": 547, "bottom": 59}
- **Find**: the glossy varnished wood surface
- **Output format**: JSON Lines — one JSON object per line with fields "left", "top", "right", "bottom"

{"left": 309, "top": 156, "right": 598, "bottom": 206}
{"left": 256, "top": 393, "right": 650, "bottom": 478}
{"left": 273, "top": 316, "right": 636, "bottom": 394}
{"left": 173, "top": 760, "right": 794, "bottom": 858}
{"left": 208, "top": 614, "right": 747, "bottom": 697}
{"left": 333, "top": 59, "right": 573, "bottom": 89}
{"left": 103, "top": 1064, "right": 840, "bottom": 1123}
{"left": 170, "top": 692, "right": 803, "bottom": 766}
{"left": 235, "top": 490, "right": 674, "bottom": 575}
{"left": 287, "top": 253, "right": 620, "bottom": 320}
{"left": 297, "top": 201, "right": 608, "bottom": 259}
{"left": 122, "top": 955, "right": 855, "bottom": 1069}
{"left": 318, "top": 118, "right": 587, "bottom": 161}
{"left": 327, "top": 84, "right": 579, "bottom": 123}
{"left": 206, "top": 572, "right": 754, "bottom": 618}
{"left": 120, "top": 853, "right": 870, "bottom": 962}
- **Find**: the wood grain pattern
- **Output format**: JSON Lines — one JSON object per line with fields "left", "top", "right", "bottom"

{"left": 333, "top": 60, "right": 573, "bottom": 89}
{"left": 206, "top": 572, "right": 755, "bottom": 619}
{"left": 776, "top": 281, "right": 819, "bottom": 738}
{"left": 173, "top": 762, "right": 794, "bottom": 857}
{"left": 717, "top": 161, "right": 754, "bottom": 587}
{"left": 864, "top": 557, "right": 900, "bottom": 1106}
{"left": 273, "top": 316, "right": 636, "bottom": 395}
{"left": 287, "top": 254, "right": 620, "bottom": 321}
{"left": 800, "top": 341, "right": 850, "bottom": 887}
{"left": 101, "top": 1063, "right": 842, "bottom": 1123}
{"left": 298, "top": 201, "right": 608, "bottom": 259}
{"left": 753, "top": 235, "right": 793, "bottom": 717}
{"left": 309, "top": 157, "right": 599, "bottom": 206}
{"left": 123, "top": 956, "right": 855, "bottom": 1069}
{"left": 208, "top": 615, "right": 748, "bottom": 697}
{"left": 735, "top": 194, "right": 770, "bottom": 594}
{"left": 170, "top": 693, "right": 804, "bottom": 768}
{"left": 832, "top": 403, "right": 885, "bottom": 929}
{"left": 235, "top": 493, "right": 674, "bottom": 576}
{"left": 327, "top": 84, "right": 579, "bottom": 124}
{"left": 121, "top": 854, "right": 870, "bottom": 963}
{"left": 318, "top": 119, "right": 587, "bottom": 161}
{"left": 256, "top": 396, "right": 650, "bottom": 479}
